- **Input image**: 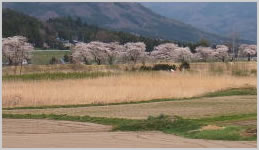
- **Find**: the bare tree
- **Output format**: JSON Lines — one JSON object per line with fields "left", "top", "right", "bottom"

{"left": 3, "top": 36, "right": 34, "bottom": 75}
{"left": 229, "top": 31, "right": 240, "bottom": 58}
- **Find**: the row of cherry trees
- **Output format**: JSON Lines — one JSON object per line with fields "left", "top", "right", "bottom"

{"left": 71, "top": 41, "right": 257, "bottom": 65}
{"left": 71, "top": 41, "right": 147, "bottom": 65}
{"left": 2, "top": 36, "right": 257, "bottom": 69}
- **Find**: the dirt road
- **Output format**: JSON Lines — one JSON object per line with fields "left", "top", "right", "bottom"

{"left": 3, "top": 119, "right": 257, "bottom": 148}
{"left": 4, "top": 95, "right": 257, "bottom": 119}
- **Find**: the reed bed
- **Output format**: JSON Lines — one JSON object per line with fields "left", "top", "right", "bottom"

{"left": 3, "top": 62, "right": 256, "bottom": 76}
{"left": 3, "top": 71, "right": 256, "bottom": 108}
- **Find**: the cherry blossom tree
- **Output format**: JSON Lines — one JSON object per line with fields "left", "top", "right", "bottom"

{"left": 194, "top": 46, "right": 215, "bottom": 62}
{"left": 3, "top": 36, "right": 34, "bottom": 74}
{"left": 72, "top": 41, "right": 112, "bottom": 65}
{"left": 150, "top": 43, "right": 179, "bottom": 63}
{"left": 87, "top": 41, "right": 109, "bottom": 65}
{"left": 104, "top": 42, "right": 125, "bottom": 65}
{"left": 123, "top": 42, "right": 146, "bottom": 64}
{"left": 239, "top": 44, "right": 257, "bottom": 61}
{"left": 214, "top": 45, "right": 229, "bottom": 62}
{"left": 71, "top": 42, "right": 92, "bottom": 64}
{"left": 141, "top": 52, "right": 152, "bottom": 66}
{"left": 174, "top": 47, "right": 193, "bottom": 62}
{"left": 151, "top": 43, "right": 193, "bottom": 63}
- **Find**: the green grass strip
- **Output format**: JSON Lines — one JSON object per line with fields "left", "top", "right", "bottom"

{"left": 3, "top": 71, "right": 117, "bottom": 81}
{"left": 3, "top": 87, "right": 256, "bottom": 110}
{"left": 194, "top": 113, "right": 257, "bottom": 124}
{"left": 2, "top": 113, "right": 139, "bottom": 126}
{"left": 203, "top": 87, "right": 257, "bottom": 97}
{"left": 183, "top": 126, "right": 256, "bottom": 141}
{"left": 3, "top": 113, "right": 256, "bottom": 141}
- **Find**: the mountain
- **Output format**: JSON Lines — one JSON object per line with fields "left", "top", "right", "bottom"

{"left": 3, "top": 8, "right": 175, "bottom": 51}
{"left": 3, "top": 8, "right": 54, "bottom": 48}
{"left": 141, "top": 2, "right": 257, "bottom": 42}
{"left": 3, "top": 2, "right": 235, "bottom": 44}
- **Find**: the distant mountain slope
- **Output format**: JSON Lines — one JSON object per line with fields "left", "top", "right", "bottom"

{"left": 3, "top": 2, "right": 234, "bottom": 43}
{"left": 3, "top": 8, "right": 174, "bottom": 51}
{"left": 142, "top": 2, "right": 257, "bottom": 42}
{"left": 3, "top": 8, "right": 54, "bottom": 47}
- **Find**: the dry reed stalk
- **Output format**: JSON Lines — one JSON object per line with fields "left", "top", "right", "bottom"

{"left": 3, "top": 71, "right": 256, "bottom": 107}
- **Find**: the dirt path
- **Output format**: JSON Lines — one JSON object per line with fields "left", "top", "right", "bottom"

{"left": 3, "top": 119, "right": 256, "bottom": 148}
{"left": 4, "top": 95, "right": 257, "bottom": 119}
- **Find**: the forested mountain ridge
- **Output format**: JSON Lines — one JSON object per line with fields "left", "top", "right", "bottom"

{"left": 3, "top": 2, "right": 236, "bottom": 43}
{"left": 3, "top": 8, "right": 175, "bottom": 51}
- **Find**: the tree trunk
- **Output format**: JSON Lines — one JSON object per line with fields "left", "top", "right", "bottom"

{"left": 97, "top": 59, "right": 101, "bottom": 65}
{"left": 8, "top": 57, "right": 13, "bottom": 65}
{"left": 14, "top": 64, "right": 18, "bottom": 75}
{"left": 108, "top": 57, "right": 113, "bottom": 65}
{"left": 19, "top": 61, "right": 23, "bottom": 75}
{"left": 83, "top": 57, "right": 90, "bottom": 65}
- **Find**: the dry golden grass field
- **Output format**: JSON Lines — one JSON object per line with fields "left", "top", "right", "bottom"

{"left": 2, "top": 62, "right": 257, "bottom": 108}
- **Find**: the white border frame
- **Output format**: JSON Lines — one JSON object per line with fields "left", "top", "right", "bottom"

{"left": 0, "top": 0, "right": 258, "bottom": 150}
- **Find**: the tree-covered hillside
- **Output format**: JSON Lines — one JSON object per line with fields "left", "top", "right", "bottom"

{"left": 3, "top": 8, "right": 49, "bottom": 47}
{"left": 48, "top": 16, "right": 179, "bottom": 51}
{"left": 3, "top": 2, "right": 233, "bottom": 43}
{"left": 3, "top": 8, "right": 176, "bottom": 51}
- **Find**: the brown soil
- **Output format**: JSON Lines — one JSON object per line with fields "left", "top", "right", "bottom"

{"left": 3, "top": 119, "right": 257, "bottom": 148}
{"left": 3, "top": 119, "right": 112, "bottom": 134}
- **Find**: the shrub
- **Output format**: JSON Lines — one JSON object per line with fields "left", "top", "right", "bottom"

{"left": 131, "top": 66, "right": 138, "bottom": 71}
{"left": 63, "top": 54, "right": 70, "bottom": 63}
{"left": 49, "top": 57, "right": 59, "bottom": 64}
{"left": 152, "top": 64, "right": 176, "bottom": 71}
{"left": 114, "top": 114, "right": 201, "bottom": 133}
{"left": 139, "top": 66, "right": 152, "bottom": 71}
{"left": 179, "top": 61, "right": 190, "bottom": 71}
